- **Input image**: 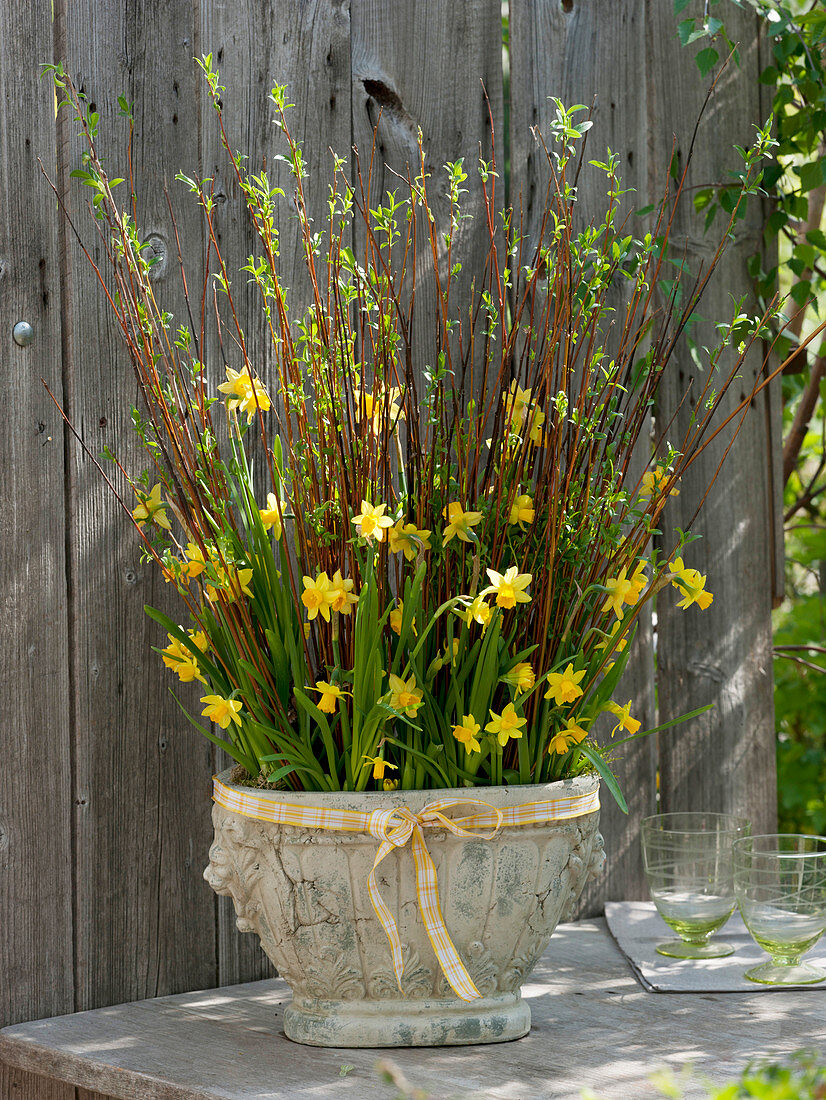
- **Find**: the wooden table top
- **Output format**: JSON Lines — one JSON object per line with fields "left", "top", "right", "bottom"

{"left": 1, "top": 918, "right": 821, "bottom": 1100}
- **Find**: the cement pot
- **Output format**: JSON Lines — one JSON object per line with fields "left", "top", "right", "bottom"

{"left": 204, "top": 770, "right": 604, "bottom": 1047}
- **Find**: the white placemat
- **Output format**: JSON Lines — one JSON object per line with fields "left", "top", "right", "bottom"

{"left": 605, "top": 900, "right": 826, "bottom": 993}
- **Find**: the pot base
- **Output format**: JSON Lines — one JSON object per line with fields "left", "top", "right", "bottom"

{"left": 284, "top": 991, "right": 531, "bottom": 1047}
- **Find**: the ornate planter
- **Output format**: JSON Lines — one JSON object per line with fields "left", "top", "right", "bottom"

{"left": 205, "top": 771, "right": 604, "bottom": 1047}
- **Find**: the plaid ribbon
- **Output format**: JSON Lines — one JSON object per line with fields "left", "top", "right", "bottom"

{"left": 212, "top": 776, "right": 599, "bottom": 1001}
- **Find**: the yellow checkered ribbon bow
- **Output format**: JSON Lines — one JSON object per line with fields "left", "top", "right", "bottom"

{"left": 212, "top": 777, "right": 599, "bottom": 1001}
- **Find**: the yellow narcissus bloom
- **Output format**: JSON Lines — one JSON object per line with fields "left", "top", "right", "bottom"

{"left": 527, "top": 405, "right": 547, "bottom": 447}
{"left": 605, "top": 699, "right": 641, "bottom": 737}
{"left": 161, "top": 633, "right": 206, "bottom": 684}
{"left": 205, "top": 564, "right": 254, "bottom": 603}
{"left": 669, "top": 558, "right": 714, "bottom": 610}
{"left": 548, "top": 718, "right": 589, "bottom": 755}
{"left": 503, "top": 380, "right": 531, "bottom": 428}
{"left": 389, "top": 599, "right": 416, "bottom": 636}
{"left": 442, "top": 502, "right": 483, "bottom": 545}
{"left": 383, "top": 777, "right": 399, "bottom": 791}
{"left": 388, "top": 521, "right": 432, "bottom": 561}
{"left": 362, "top": 755, "right": 398, "bottom": 781}
{"left": 485, "top": 703, "right": 526, "bottom": 747}
{"left": 314, "top": 680, "right": 345, "bottom": 714}
{"left": 200, "top": 694, "right": 243, "bottom": 729}
{"left": 502, "top": 661, "right": 535, "bottom": 695}
{"left": 355, "top": 387, "right": 405, "bottom": 433}
{"left": 132, "top": 483, "right": 171, "bottom": 530}
{"left": 217, "top": 366, "right": 272, "bottom": 423}
{"left": 452, "top": 715, "right": 482, "bottom": 754}
{"left": 544, "top": 663, "right": 586, "bottom": 706}
{"left": 259, "top": 493, "right": 284, "bottom": 540}
{"left": 180, "top": 542, "right": 207, "bottom": 579}
{"left": 353, "top": 500, "right": 394, "bottom": 542}
{"left": 329, "top": 570, "right": 358, "bottom": 615}
{"left": 389, "top": 602, "right": 403, "bottom": 636}
{"left": 302, "top": 572, "right": 333, "bottom": 621}
{"left": 627, "top": 561, "right": 648, "bottom": 603}
{"left": 602, "top": 565, "right": 639, "bottom": 618}
{"left": 464, "top": 594, "right": 492, "bottom": 629}
{"left": 640, "top": 464, "right": 680, "bottom": 499}
{"left": 597, "top": 619, "right": 628, "bottom": 654}
{"left": 387, "top": 673, "right": 423, "bottom": 717}
{"left": 484, "top": 566, "right": 532, "bottom": 610}
{"left": 509, "top": 494, "right": 535, "bottom": 528}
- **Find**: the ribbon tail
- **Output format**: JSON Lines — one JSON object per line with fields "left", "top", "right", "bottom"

{"left": 367, "top": 838, "right": 406, "bottom": 992}
{"left": 410, "top": 826, "right": 481, "bottom": 1001}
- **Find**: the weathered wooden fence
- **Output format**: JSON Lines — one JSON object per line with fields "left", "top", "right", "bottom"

{"left": 2, "top": 2, "right": 779, "bottom": 1096}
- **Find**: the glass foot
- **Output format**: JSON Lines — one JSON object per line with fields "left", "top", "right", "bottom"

{"left": 744, "top": 960, "right": 826, "bottom": 985}
{"left": 655, "top": 939, "right": 734, "bottom": 959}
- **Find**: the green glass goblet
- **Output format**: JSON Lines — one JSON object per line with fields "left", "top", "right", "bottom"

{"left": 733, "top": 834, "right": 826, "bottom": 985}
{"left": 642, "top": 812, "right": 751, "bottom": 959}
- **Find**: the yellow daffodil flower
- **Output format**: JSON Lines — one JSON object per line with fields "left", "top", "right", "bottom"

{"left": 484, "top": 566, "right": 532, "bottom": 609}
{"left": 329, "top": 569, "right": 358, "bottom": 615}
{"left": 259, "top": 493, "right": 284, "bottom": 540}
{"left": 605, "top": 699, "right": 641, "bottom": 738}
{"left": 465, "top": 594, "right": 492, "bottom": 629}
{"left": 669, "top": 558, "right": 714, "bottom": 610}
{"left": 548, "top": 718, "right": 589, "bottom": 755}
{"left": 355, "top": 389, "right": 378, "bottom": 430}
{"left": 544, "top": 662, "right": 586, "bottom": 706}
{"left": 355, "top": 388, "right": 405, "bottom": 433}
{"left": 132, "top": 483, "right": 171, "bottom": 530}
{"left": 452, "top": 715, "right": 482, "bottom": 754}
{"left": 442, "top": 502, "right": 483, "bottom": 545}
{"left": 353, "top": 500, "right": 394, "bottom": 542}
{"left": 527, "top": 405, "right": 547, "bottom": 447}
{"left": 485, "top": 703, "right": 526, "bottom": 747}
{"left": 640, "top": 464, "right": 680, "bottom": 499}
{"left": 387, "top": 673, "right": 423, "bottom": 717}
{"left": 602, "top": 565, "right": 639, "bottom": 618}
{"left": 388, "top": 521, "right": 432, "bottom": 561}
{"left": 383, "top": 777, "right": 399, "bottom": 791}
{"left": 597, "top": 619, "right": 628, "bottom": 654}
{"left": 161, "top": 633, "right": 206, "bottom": 684}
{"left": 509, "top": 494, "right": 535, "bottom": 528}
{"left": 362, "top": 755, "right": 398, "bottom": 781}
{"left": 389, "top": 602, "right": 403, "bottom": 636}
{"left": 205, "top": 563, "right": 254, "bottom": 603}
{"left": 627, "top": 561, "right": 648, "bottom": 603}
{"left": 389, "top": 599, "right": 416, "bottom": 636}
{"left": 302, "top": 572, "right": 334, "bottom": 621}
{"left": 188, "top": 630, "right": 209, "bottom": 652}
{"left": 200, "top": 694, "right": 243, "bottom": 729}
{"left": 503, "top": 380, "right": 531, "bottom": 428}
{"left": 217, "top": 366, "right": 272, "bottom": 423}
{"left": 179, "top": 541, "right": 207, "bottom": 579}
{"left": 502, "top": 661, "right": 535, "bottom": 695}
{"left": 313, "top": 681, "right": 345, "bottom": 714}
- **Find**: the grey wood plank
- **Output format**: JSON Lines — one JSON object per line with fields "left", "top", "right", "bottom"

{"left": 2, "top": 919, "right": 823, "bottom": 1100}
{"left": 0, "top": 1066, "right": 75, "bottom": 1100}
{"left": 647, "top": 5, "right": 778, "bottom": 833}
{"left": 59, "top": 0, "right": 217, "bottom": 1011}
{"left": 0, "top": 0, "right": 74, "bottom": 1051}
{"left": 509, "top": 0, "right": 655, "bottom": 915}
{"left": 350, "top": 0, "right": 504, "bottom": 390}
{"left": 197, "top": 0, "right": 352, "bottom": 985}
{"left": 757, "top": 22, "right": 784, "bottom": 610}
